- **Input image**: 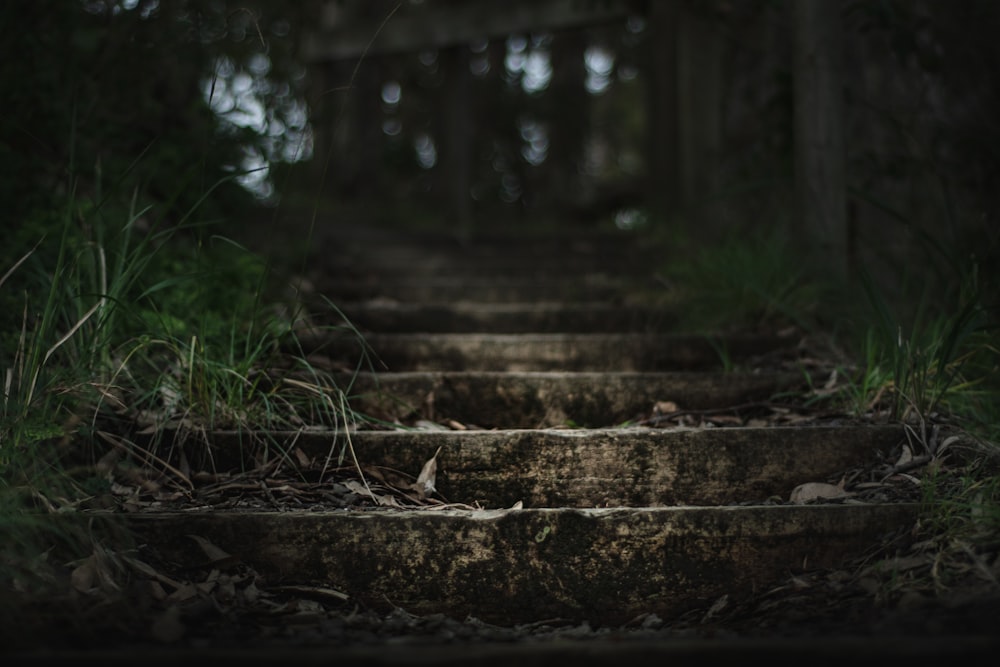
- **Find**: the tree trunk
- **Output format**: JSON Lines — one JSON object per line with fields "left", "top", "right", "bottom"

{"left": 436, "top": 46, "right": 473, "bottom": 233}
{"left": 793, "top": 0, "right": 847, "bottom": 280}
{"left": 548, "top": 30, "right": 589, "bottom": 216}
{"left": 678, "top": 4, "right": 724, "bottom": 234}
{"left": 645, "top": 0, "right": 680, "bottom": 226}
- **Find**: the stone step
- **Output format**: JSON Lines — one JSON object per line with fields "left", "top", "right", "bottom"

{"left": 197, "top": 425, "right": 903, "bottom": 508}
{"left": 123, "top": 503, "right": 918, "bottom": 626}
{"left": 326, "top": 255, "right": 656, "bottom": 278}
{"left": 321, "top": 224, "right": 652, "bottom": 255}
{"left": 337, "top": 370, "right": 804, "bottom": 428}
{"left": 298, "top": 331, "right": 793, "bottom": 372}
{"left": 321, "top": 275, "right": 646, "bottom": 303}
{"left": 323, "top": 300, "right": 678, "bottom": 333}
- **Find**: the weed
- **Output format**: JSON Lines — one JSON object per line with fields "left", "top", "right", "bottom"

{"left": 2, "top": 177, "right": 373, "bottom": 486}
{"left": 660, "top": 225, "right": 828, "bottom": 334}
{"left": 848, "top": 263, "right": 998, "bottom": 435}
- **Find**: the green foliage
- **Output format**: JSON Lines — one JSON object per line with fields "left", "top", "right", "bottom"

{"left": 661, "top": 225, "right": 827, "bottom": 334}
{"left": 0, "top": 0, "right": 311, "bottom": 225}
{"left": 841, "top": 255, "right": 999, "bottom": 442}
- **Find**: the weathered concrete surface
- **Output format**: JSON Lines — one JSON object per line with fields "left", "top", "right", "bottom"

{"left": 326, "top": 253, "right": 655, "bottom": 278}
{"left": 328, "top": 300, "right": 678, "bottom": 333}
{"left": 321, "top": 223, "right": 654, "bottom": 258}
{"left": 337, "top": 370, "right": 804, "bottom": 428}
{"left": 204, "top": 425, "right": 904, "bottom": 507}
{"left": 124, "top": 504, "right": 918, "bottom": 626}
{"left": 298, "top": 331, "right": 791, "bottom": 372}
{"left": 323, "top": 275, "right": 640, "bottom": 303}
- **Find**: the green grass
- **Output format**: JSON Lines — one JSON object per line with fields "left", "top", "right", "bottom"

{"left": 852, "top": 261, "right": 996, "bottom": 423}
{"left": 657, "top": 224, "right": 830, "bottom": 335}
{"left": 0, "top": 194, "right": 380, "bottom": 641}
{"left": 657, "top": 218, "right": 999, "bottom": 602}
{"left": 0, "top": 178, "right": 376, "bottom": 619}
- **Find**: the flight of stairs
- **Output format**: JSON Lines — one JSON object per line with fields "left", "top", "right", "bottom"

{"left": 128, "top": 222, "right": 917, "bottom": 628}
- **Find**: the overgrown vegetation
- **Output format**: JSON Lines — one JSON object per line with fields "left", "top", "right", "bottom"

{"left": 658, "top": 225, "right": 831, "bottom": 335}
{"left": 2, "top": 0, "right": 999, "bottom": 647}
{"left": 658, "top": 206, "right": 999, "bottom": 610}
{"left": 0, "top": 0, "right": 373, "bottom": 629}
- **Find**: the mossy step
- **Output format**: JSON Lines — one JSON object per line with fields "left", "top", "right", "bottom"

{"left": 123, "top": 504, "right": 918, "bottom": 626}
{"left": 323, "top": 275, "right": 642, "bottom": 303}
{"left": 337, "top": 370, "right": 803, "bottom": 428}
{"left": 324, "top": 300, "right": 678, "bottom": 333}
{"left": 320, "top": 223, "right": 651, "bottom": 253}
{"left": 326, "top": 255, "right": 656, "bottom": 278}
{"left": 298, "top": 331, "right": 791, "bottom": 372}
{"left": 196, "top": 425, "right": 903, "bottom": 508}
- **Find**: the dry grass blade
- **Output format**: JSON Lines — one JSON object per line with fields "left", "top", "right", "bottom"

{"left": 0, "top": 243, "right": 39, "bottom": 290}
{"left": 97, "top": 430, "right": 193, "bottom": 490}
{"left": 281, "top": 376, "right": 378, "bottom": 503}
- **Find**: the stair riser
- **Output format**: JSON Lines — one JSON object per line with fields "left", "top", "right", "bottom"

{"left": 195, "top": 426, "right": 903, "bottom": 507}
{"left": 325, "top": 279, "right": 634, "bottom": 303}
{"left": 327, "top": 302, "right": 677, "bottom": 333}
{"left": 339, "top": 371, "right": 803, "bottom": 428}
{"left": 299, "top": 332, "right": 788, "bottom": 372}
{"left": 124, "top": 505, "right": 918, "bottom": 626}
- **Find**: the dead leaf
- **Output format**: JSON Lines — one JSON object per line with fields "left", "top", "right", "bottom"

{"left": 148, "top": 580, "right": 168, "bottom": 601}
{"left": 701, "top": 594, "right": 729, "bottom": 623}
{"left": 653, "top": 401, "right": 680, "bottom": 415}
{"left": 790, "top": 481, "right": 849, "bottom": 503}
{"left": 823, "top": 369, "right": 839, "bottom": 390}
{"left": 70, "top": 555, "right": 97, "bottom": 593}
{"left": 70, "top": 548, "right": 122, "bottom": 594}
{"left": 414, "top": 419, "right": 450, "bottom": 431}
{"left": 165, "top": 583, "right": 200, "bottom": 603}
{"left": 123, "top": 556, "right": 186, "bottom": 591}
{"left": 272, "top": 584, "right": 350, "bottom": 603}
{"left": 895, "top": 443, "right": 914, "bottom": 467}
{"left": 187, "top": 535, "right": 238, "bottom": 566}
{"left": 243, "top": 580, "right": 262, "bottom": 604}
{"left": 294, "top": 447, "right": 312, "bottom": 467}
{"left": 706, "top": 414, "right": 742, "bottom": 426}
{"left": 150, "top": 606, "right": 185, "bottom": 643}
{"left": 415, "top": 447, "right": 441, "bottom": 496}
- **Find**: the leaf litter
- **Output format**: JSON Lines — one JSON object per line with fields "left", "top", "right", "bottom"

{"left": 10, "top": 336, "right": 1000, "bottom": 652}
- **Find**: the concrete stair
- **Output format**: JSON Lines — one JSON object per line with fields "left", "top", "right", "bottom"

{"left": 125, "top": 223, "right": 921, "bottom": 628}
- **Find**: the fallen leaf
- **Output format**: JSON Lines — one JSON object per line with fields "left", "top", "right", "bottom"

{"left": 790, "top": 481, "right": 849, "bottom": 503}
{"left": 148, "top": 580, "right": 168, "bottom": 601}
{"left": 150, "top": 606, "right": 185, "bottom": 643}
{"left": 187, "top": 534, "right": 238, "bottom": 566}
{"left": 293, "top": 447, "right": 312, "bottom": 467}
{"left": 701, "top": 594, "right": 729, "bottom": 623}
{"left": 415, "top": 446, "right": 441, "bottom": 496}
{"left": 895, "top": 443, "right": 914, "bottom": 467}
{"left": 123, "top": 556, "right": 186, "bottom": 591}
{"left": 272, "top": 584, "right": 350, "bottom": 603}
{"left": 165, "top": 583, "right": 200, "bottom": 603}
{"left": 653, "top": 401, "right": 680, "bottom": 415}
{"left": 414, "top": 419, "right": 450, "bottom": 431}
{"left": 70, "top": 555, "right": 97, "bottom": 593}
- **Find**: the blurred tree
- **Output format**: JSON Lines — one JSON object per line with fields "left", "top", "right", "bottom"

{"left": 0, "top": 0, "right": 311, "bottom": 238}
{"left": 793, "top": 0, "right": 847, "bottom": 280}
